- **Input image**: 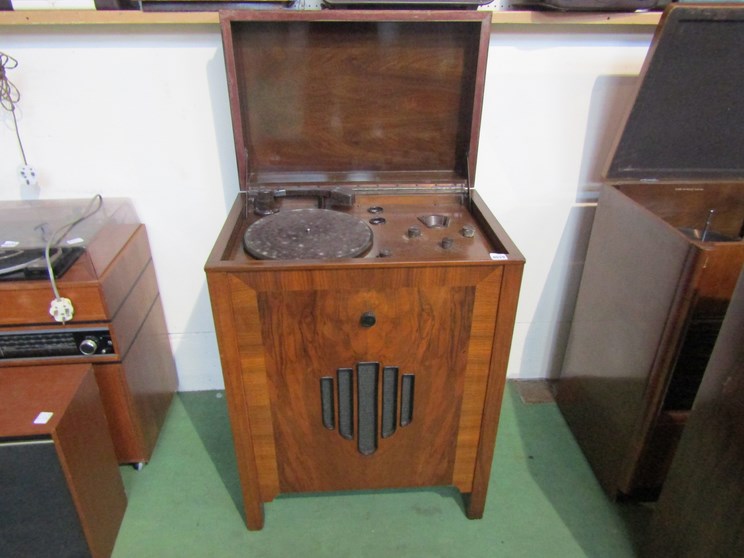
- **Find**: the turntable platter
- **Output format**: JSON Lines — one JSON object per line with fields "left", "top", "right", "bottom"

{"left": 0, "top": 247, "right": 84, "bottom": 280}
{"left": 243, "top": 208, "right": 374, "bottom": 260}
{"left": 0, "top": 249, "right": 41, "bottom": 276}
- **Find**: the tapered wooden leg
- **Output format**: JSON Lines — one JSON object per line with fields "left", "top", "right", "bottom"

{"left": 465, "top": 490, "right": 486, "bottom": 520}
{"left": 245, "top": 502, "right": 265, "bottom": 531}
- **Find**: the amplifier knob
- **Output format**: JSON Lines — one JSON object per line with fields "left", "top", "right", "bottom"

{"left": 461, "top": 225, "right": 476, "bottom": 238}
{"left": 79, "top": 336, "right": 99, "bottom": 356}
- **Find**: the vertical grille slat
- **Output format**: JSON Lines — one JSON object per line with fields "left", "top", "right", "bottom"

{"left": 320, "top": 376, "right": 335, "bottom": 430}
{"left": 337, "top": 368, "right": 354, "bottom": 440}
{"left": 381, "top": 367, "right": 398, "bottom": 438}
{"left": 400, "top": 373, "right": 415, "bottom": 427}
{"left": 357, "top": 362, "right": 379, "bottom": 456}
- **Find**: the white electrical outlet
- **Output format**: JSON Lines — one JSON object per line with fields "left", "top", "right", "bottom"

{"left": 18, "top": 165, "right": 38, "bottom": 187}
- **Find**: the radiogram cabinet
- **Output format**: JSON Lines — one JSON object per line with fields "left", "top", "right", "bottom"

{"left": 206, "top": 11, "right": 524, "bottom": 530}
{"left": 557, "top": 5, "right": 744, "bottom": 500}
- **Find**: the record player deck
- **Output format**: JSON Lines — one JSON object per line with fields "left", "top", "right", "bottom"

{"left": 0, "top": 247, "right": 84, "bottom": 281}
{"left": 206, "top": 10, "right": 524, "bottom": 530}
{"left": 238, "top": 190, "right": 506, "bottom": 262}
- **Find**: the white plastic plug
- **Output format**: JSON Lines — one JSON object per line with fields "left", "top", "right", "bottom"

{"left": 49, "top": 297, "right": 74, "bottom": 323}
{"left": 18, "top": 165, "right": 38, "bottom": 187}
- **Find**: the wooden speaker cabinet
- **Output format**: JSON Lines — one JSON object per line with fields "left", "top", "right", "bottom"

{"left": 0, "top": 364, "right": 126, "bottom": 558}
{"left": 647, "top": 270, "right": 744, "bottom": 557}
{"left": 0, "top": 198, "right": 178, "bottom": 466}
{"left": 557, "top": 5, "right": 744, "bottom": 500}
{"left": 206, "top": 11, "right": 524, "bottom": 530}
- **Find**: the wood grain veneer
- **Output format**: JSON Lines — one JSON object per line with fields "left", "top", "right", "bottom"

{"left": 647, "top": 271, "right": 744, "bottom": 557}
{"left": 558, "top": 183, "right": 744, "bottom": 499}
{"left": 0, "top": 364, "right": 126, "bottom": 558}
{"left": 207, "top": 194, "right": 524, "bottom": 530}
{"left": 0, "top": 220, "right": 178, "bottom": 465}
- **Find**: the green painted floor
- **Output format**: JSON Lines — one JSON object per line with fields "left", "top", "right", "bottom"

{"left": 114, "top": 383, "right": 651, "bottom": 557}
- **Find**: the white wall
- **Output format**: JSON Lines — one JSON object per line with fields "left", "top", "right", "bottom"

{"left": 479, "top": 27, "right": 651, "bottom": 380}
{"left": 0, "top": 22, "right": 652, "bottom": 390}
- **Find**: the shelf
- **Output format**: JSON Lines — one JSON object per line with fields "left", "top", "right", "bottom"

{"left": 490, "top": 10, "right": 660, "bottom": 26}
{"left": 0, "top": 9, "right": 660, "bottom": 27}
{"left": 0, "top": 9, "right": 219, "bottom": 25}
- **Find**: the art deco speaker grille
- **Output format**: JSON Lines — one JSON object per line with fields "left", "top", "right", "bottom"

{"left": 320, "top": 363, "right": 415, "bottom": 455}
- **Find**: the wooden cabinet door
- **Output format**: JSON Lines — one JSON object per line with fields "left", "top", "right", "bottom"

{"left": 259, "top": 284, "right": 474, "bottom": 492}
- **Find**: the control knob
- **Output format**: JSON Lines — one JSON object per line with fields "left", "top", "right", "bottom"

{"left": 360, "top": 311, "right": 377, "bottom": 328}
{"left": 79, "top": 336, "right": 100, "bottom": 356}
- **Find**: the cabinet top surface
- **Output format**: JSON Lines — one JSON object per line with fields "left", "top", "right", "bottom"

{"left": 0, "top": 364, "right": 92, "bottom": 437}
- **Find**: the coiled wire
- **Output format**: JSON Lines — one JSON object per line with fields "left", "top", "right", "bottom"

{"left": 1, "top": 51, "right": 28, "bottom": 164}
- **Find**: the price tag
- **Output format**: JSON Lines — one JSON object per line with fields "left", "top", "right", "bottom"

{"left": 34, "top": 412, "right": 54, "bottom": 425}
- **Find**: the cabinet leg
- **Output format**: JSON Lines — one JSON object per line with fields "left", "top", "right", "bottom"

{"left": 465, "top": 492, "right": 486, "bottom": 520}
{"left": 244, "top": 501, "right": 265, "bottom": 531}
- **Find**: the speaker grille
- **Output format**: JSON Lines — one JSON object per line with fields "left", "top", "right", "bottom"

{"left": 320, "top": 363, "right": 414, "bottom": 455}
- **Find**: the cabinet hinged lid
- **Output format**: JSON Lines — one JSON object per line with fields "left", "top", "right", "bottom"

{"left": 219, "top": 10, "right": 491, "bottom": 192}
{"left": 606, "top": 4, "right": 744, "bottom": 183}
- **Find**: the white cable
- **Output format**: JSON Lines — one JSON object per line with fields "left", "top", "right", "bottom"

{"left": 45, "top": 194, "right": 103, "bottom": 322}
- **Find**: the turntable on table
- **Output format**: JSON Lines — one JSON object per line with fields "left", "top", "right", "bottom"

{"left": 0, "top": 197, "right": 123, "bottom": 283}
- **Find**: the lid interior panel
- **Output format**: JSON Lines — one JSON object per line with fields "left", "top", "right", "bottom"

{"left": 608, "top": 6, "right": 744, "bottom": 181}
{"left": 222, "top": 13, "right": 489, "bottom": 188}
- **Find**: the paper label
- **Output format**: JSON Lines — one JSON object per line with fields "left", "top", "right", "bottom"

{"left": 1, "top": 240, "right": 20, "bottom": 248}
{"left": 490, "top": 253, "right": 508, "bottom": 261}
{"left": 11, "top": 1, "right": 96, "bottom": 9}
{"left": 33, "top": 412, "right": 54, "bottom": 425}
{"left": 66, "top": 237, "right": 85, "bottom": 246}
